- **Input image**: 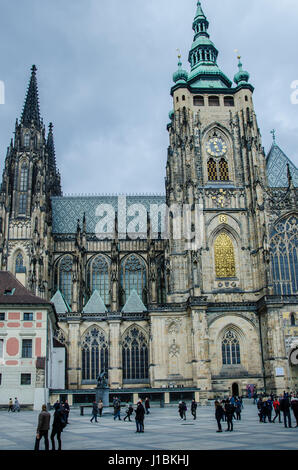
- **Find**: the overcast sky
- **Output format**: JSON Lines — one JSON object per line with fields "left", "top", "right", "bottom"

{"left": 0, "top": 0, "right": 297, "bottom": 195}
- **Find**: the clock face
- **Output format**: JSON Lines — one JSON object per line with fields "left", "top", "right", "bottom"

{"left": 206, "top": 137, "right": 227, "bottom": 157}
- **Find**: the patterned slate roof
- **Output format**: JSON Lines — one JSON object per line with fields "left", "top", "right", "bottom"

{"left": 83, "top": 290, "right": 107, "bottom": 314}
{"left": 51, "top": 195, "right": 166, "bottom": 235}
{"left": 121, "top": 290, "right": 147, "bottom": 314}
{"left": 266, "top": 144, "right": 298, "bottom": 188}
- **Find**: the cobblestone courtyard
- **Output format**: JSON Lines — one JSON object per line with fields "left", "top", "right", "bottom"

{"left": 0, "top": 401, "right": 297, "bottom": 451}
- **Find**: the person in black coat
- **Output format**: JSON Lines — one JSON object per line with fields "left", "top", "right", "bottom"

{"left": 215, "top": 401, "right": 224, "bottom": 432}
{"left": 90, "top": 400, "right": 98, "bottom": 423}
{"left": 191, "top": 399, "right": 198, "bottom": 420}
{"left": 280, "top": 396, "right": 292, "bottom": 428}
{"left": 224, "top": 399, "right": 235, "bottom": 432}
{"left": 51, "top": 403, "right": 65, "bottom": 451}
{"left": 135, "top": 400, "right": 145, "bottom": 433}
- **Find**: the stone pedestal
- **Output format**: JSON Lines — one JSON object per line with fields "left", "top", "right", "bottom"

{"left": 95, "top": 387, "right": 109, "bottom": 407}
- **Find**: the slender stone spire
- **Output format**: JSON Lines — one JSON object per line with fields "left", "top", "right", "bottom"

{"left": 47, "top": 122, "right": 56, "bottom": 171}
{"left": 21, "top": 65, "right": 41, "bottom": 128}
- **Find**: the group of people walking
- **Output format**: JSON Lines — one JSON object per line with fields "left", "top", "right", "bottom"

{"left": 257, "top": 392, "right": 298, "bottom": 428}
{"left": 214, "top": 397, "right": 243, "bottom": 432}
{"left": 34, "top": 400, "right": 70, "bottom": 451}
{"left": 8, "top": 397, "right": 20, "bottom": 412}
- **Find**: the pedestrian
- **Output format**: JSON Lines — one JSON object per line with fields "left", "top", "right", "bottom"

{"left": 191, "top": 399, "right": 197, "bottom": 420}
{"left": 145, "top": 397, "right": 150, "bottom": 415}
{"left": 135, "top": 400, "right": 145, "bottom": 433}
{"left": 51, "top": 402, "right": 66, "bottom": 450}
{"left": 291, "top": 396, "right": 298, "bottom": 428}
{"left": 280, "top": 395, "right": 292, "bottom": 428}
{"left": 8, "top": 398, "right": 13, "bottom": 412}
{"left": 178, "top": 401, "right": 184, "bottom": 420}
{"left": 221, "top": 400, "right": 227, "bottom": 421}
{"left": 98, "top": 399, "right": 103, "bottom": 418}
{"left": 235, "top": 400, "right": 241, "bottom": 420}
{"left": 113, "top": 396, "right": 121, "bottom": 421}
{"left": 272, "top": 397, "right": 281, "bottom": 423}
{"left": 181, "top": 401, "right": 187, "bottom": 420}
{"left": 266, "top": 397, "right": 273, "bottom": 423}
{"left": 14, "top": 397, "right": 20, "bottom": 412}
{"left": 124, "top": 401, "right": 133, "bottom": 422}
{"left": 224, "top": 399, "right": 235, "bottom": 432}
{"left": 63, "top": 400, "right": 70, "bottom": 424}
{"left": 253, "top": 392, "right": 258, "bottom": 405}
{"left": 215, "top": 401, "right": 224, "bottom": 432}
{"left": 34, "top": 404, "right": 51, "bottom": 451}
{"left": 90, "top": 400, "right": 98, "bottom": 423}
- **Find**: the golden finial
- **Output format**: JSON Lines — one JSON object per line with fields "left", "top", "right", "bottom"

{"left": 176, "top": 48, "right": 181, "bottom": 59}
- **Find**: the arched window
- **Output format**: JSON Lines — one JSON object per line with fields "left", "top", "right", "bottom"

{"left": 270, "top": 215, "right": 297, "bottom": 295}
{"left": 20, "top": 164, "right": 28, "bottom": 191}
{"left": 81, "top": 327, "right": 109, "bottom": 381}
{"left": 87, "top": 256, "right": 110, "bottom": 305}
{"left": 214, "top": 233, "right": 236, "bottom": 278}
{"left": 15, "top": 252, "right": 26, "bottom": 274}
{"left": 290, "top": 313, "right": 296, "bottom": 326}
{"left": 208, "top": 158, "right": 218, "bottom": 181}
{"left": 120, "top": 255, "right": 147, "bottom": 305}
{"left": 222, "top": 330, "right": 241, "bottom": 365}
{"left": 224, "top": 96, "right": 234, "bottom": 107}
{"left": 193, "top": 95, "right": 204, "bottom": 106}
{"left": 58, "top": 255, "right": 73, "bottom": 306}
{"left": 219, "top": 158, "right": 229, "bottom": 181}
{"left": 208, "top": 96, "right": 220, "bottom": 107}
{"left": 122, "top": 327, "right": 149, "bottom": 381}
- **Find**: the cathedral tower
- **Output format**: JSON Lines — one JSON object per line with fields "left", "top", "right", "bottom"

{"left": 0, "top": 66, "right": 61, "bottom": 297}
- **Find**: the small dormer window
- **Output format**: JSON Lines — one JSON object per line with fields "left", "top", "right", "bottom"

{"left": 4, "top": 288, "right": 15, "bottom": 296}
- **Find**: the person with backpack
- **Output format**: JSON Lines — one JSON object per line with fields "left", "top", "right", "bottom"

{"left": 215, "top": 401, "right": 224, "bottom": 432}
{"left": 191, "top": 399, "right": 198, "bottom": 420}
{"left": 50, "top": 402, "right": 66, "bottom": 450}
{"left": 235, "top": 399, "right": 242, "bottom": 420}
{"left": 90, "top": 400, "right": 99, "bottom": 423}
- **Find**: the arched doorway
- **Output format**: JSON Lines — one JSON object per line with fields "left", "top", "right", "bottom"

{"left": 232, "top": 382, "right": 239, "bottom": 397}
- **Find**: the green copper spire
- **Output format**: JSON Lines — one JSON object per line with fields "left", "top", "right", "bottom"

{"left": 173, "top": 53, "right": 188, "bottom": 84}
{"left": 234, "top": 56, "right": 250, "bottom": 86}
{"left": 187, "top": 1, "right": 232, "bottom": 88}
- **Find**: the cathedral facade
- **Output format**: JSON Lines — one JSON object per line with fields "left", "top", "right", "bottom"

{"left": 0, "top": 1, "right": 297, "bottom": 400}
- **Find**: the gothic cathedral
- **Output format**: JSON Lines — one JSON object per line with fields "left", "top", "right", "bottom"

{"left": 0, "top": 1, "right": 297, "bottom": 399}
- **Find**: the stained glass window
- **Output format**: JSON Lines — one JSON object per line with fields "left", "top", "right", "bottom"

{"left": 15, "top": 252, "right": 26, "bottom": 274}
{"left": 157, "top": 256, "right": 166, "bottom": 304}
{"left": 81, "top": 327, "right": 109, "bottom": 381}
{"left": 270, "top": 215, "right": 297, "bottom": 295}
{"left": 87, "top": 256, "right": 110, "bottom": 305}
{"left": 214, "top": 233, "right": 236, "bottom": 278}
{"left": 59, "top": 255, "right": 73, "bottom": 306}
{"left": 208, "top": 158, "right": 218, "bottom": 181}
{"left": 219, "top": 158, "right": 229, "bottom": 181}
{"left": 222, "top": 330, "right": 241, "bottom": 365}
{"left": 120, "top": 255, "right": 147, "bottom": 305}
{"left": 122, "top": 327, "right": 149, "bottom": 381}
{"left": 20, "top": 164, "right": 28, "bottom": 191}
{"left": 18, "top": 194, "right": 27, "bottom": 215}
